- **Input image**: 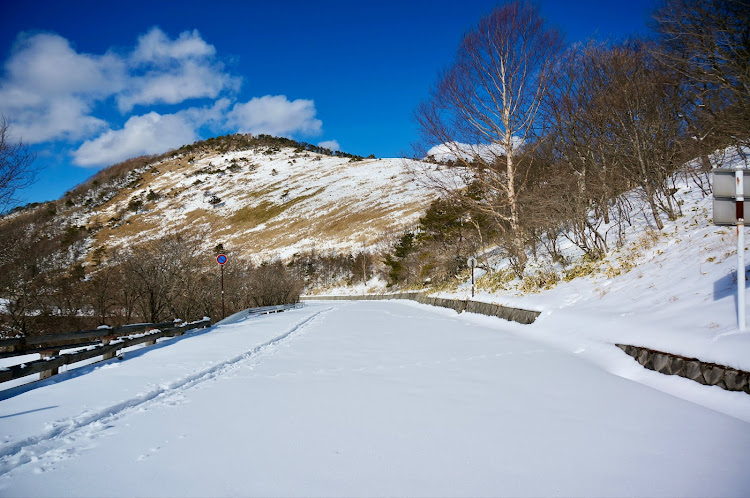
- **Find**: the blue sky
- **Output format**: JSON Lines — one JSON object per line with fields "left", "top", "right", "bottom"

{"left": 0, "top": 0, "right": 657, "bottom": 206}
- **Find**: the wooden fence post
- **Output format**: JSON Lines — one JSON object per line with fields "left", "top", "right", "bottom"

{"left": 38, "top": 349, "right": 60, "bottom": 379}
{"left": 102, "top": 338, "right": 116, "bottom": 360}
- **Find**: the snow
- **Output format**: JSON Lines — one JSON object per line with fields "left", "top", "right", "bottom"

{"left": 3, "top": 146, "right": 750, "bottom": 495}
{"left": 0, "top": 301, "right": 748, "bottom": 497}
{"left": 425, "top": 139, "right": 524, "bottom": 163}
{"left": 88, "top": 148, "right": 462, "bottom": 261}
{"left": 424, "top": 174, "right": 750, "bottom": 375}
{"left": 294, "top": 159, "right": 750, "bottom": 423}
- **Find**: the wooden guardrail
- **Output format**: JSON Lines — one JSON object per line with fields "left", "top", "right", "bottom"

{"left": 0, "top": 318, "right": 211, "bottom": 385}
{"left": 0, "top": 303, "right": 306, "bottom": 386}
{"left": 0, "top": 320, "right": 193, "bottom": 358}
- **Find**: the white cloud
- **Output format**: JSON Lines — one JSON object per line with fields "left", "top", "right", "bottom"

{"left": 318, "top": 140, "right": 340, "bottom": 151}
{"left": 118, "top": 28, "right": 239, "bottom": 112}
{"left": 9, "top": 97, "right": 109, "bottom": 144}
{"left": 131, "top": 28, "right": 215, "bottom": 64}
{"left": 0, "top": 28, "right": 240, "bottom": 143}
{"left": 0, "top": 32, "right": 125, "bottom": 142}
{"left": 0, "top": 28, "right": 326, "bottom": 167}
{"left": 73, "top": 112, "right": 198, "bottom": 166}
{"left": 73, "top": 100, "right": 232, "bottom": 167}
{"left": 181, "top": 97, "right": 232, "bottom": 126}
{"left": 117, "top": 59, "right": 240, "bottom": 112}
{"left": 226, "top": 95, "right": 322, "bottom": 137}
{"left": 3, "top": 32, "right": 125, "bottom": 100}
{"left": 117, "top": 60, "right": 239, "bottom": 112}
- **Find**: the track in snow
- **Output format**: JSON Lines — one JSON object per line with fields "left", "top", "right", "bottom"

{"left": 0, "top": 307, "right": 331, "bottom": 476}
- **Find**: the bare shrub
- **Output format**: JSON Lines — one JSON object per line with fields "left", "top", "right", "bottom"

{"left": 0, "top": 116, "right": 36, "bottom": 211}
{"left": 247, "top": 262, "right": 303, "bottom": 307}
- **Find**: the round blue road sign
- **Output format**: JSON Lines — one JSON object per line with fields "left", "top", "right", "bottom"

{"left": 217, "top": 254, "right": 228, "bottom": 265}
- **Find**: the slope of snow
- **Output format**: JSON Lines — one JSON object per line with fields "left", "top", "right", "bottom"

{"left": 84, "top": 148, "right": 461, "bottom": 261}
{"left": 311, "top": 156, "right": 750, "bottom": 422}
{"left": 425, "top": 139, "right": 524, "bottom": 163}
{"left": 1, "top": 301, "right": 748, "bottom": 497}
{"left": 433, "top": 173, "right": 750, "bottom": 370}
{"left": 368, "top": 164, "right": 748, "bottom": 423}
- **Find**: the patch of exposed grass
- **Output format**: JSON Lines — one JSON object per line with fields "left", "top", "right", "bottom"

{"left": 231, "top": 188, "right": 324, "bottom": 228}
{"left": 520, "top": 265, "right": 560, "bottom": 293}
{"left": 239, "top": 183, "right": 284, "bottom": 201}
{"left": 478, "top": 268, "right": 516, "bottom": 292}
{"left": 563, "top": 259, "right": 598, "bottom": 282}
{"left": 94, "top": 214, "right": 160, "bottom": 244}
{"left": 314, "top": 204, "right": 421, "bottom": 238}
{"left": 231, "top": 201, "right": 286, "bottom": 226}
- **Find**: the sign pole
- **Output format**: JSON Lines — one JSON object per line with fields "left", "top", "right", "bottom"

{"left": 471, "top": 265, "right": 475, "bottom": 298}
{"left": 221, "top": 264, "right": 225, "bottom": 320}
{"left": 467, "top": 257, "right": 477, "bottom": 299}
{"left": 736, "top": 169, "right": 745, "bottom": 331}
{"left": 217, "top": 254, "right": 228, "bottom": 320}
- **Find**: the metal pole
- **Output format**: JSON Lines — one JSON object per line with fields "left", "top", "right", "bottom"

{"left": 221, "top": 264, "right": 226, "bottom": 320}
{"left": 736, "top": 169, "right": 745, "bottom": 331}
{"left": 471, "top": 265, "right": 475, "bottom": 298}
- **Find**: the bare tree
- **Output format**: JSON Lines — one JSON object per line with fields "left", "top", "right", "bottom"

{"left": 543, "top": 41, "right": 688, "bottom": 232}
{"left": 596, "top": 43, "right": 689, "bottom": 229}
{"left": 414, "top": 1, "right": 563, "bottom": 275}
{"left": 540, "top": 42, "right": 621, "bottom": 258}
{"left": 120, "top": 238, "right": 184, "bottom": 323}
{"left": 247, "top": 262, "right": 303, "bottom": 307}
{"left": 652, "top": 0, "right": 749, "bottom": 156}
{"left": 0, "top": 116, "right": 36, "bottom": 211}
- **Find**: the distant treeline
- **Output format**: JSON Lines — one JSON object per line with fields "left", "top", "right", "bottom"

{"left": 0, "top": 223, "right": 303, "bottom": 337}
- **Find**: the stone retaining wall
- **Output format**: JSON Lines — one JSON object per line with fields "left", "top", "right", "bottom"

{"left": 617, "top": 344, "right": 750, "bottom": 394}
{"left": 302, "top": 293, "right": 540, "bottom": 325}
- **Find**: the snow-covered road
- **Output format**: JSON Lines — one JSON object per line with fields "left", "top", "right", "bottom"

{"left": 1, "top": 301, "right": 748, "bottom": 497}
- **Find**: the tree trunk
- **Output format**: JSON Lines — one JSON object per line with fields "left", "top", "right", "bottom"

{"left": 506, "top": 148, "right": 527, "bottom": 274}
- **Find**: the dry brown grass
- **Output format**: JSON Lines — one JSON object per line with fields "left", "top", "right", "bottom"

{"left": 237, "top": 183, "right": 284, "bottom": 203}
{"left": 27, "top": 148, "right": 442, "bottom": 264}
{"left": 94, "top": 215, "right": 160, "bottom": 245}
{"left": 230, "top": 188, "right": 324, "bottom": 228}
{"left": 230, "top": 201, "right": 286, "bottom": 227}
{"left": 265, "top": 201, "right": 422, "bottom": 246}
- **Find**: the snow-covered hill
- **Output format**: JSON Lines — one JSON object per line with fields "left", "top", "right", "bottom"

{"left": 5, "top": 139, "right": 456, "bottom": 265}
{"left": 87, "top": 148, "right": 455, "bottom": 261}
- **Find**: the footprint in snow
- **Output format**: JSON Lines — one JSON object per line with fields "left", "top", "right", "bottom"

{"left": 137, "top": 446, "right": 161, "bottom": 461}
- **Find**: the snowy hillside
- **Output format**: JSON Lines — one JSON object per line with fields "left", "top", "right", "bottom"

{"left": 67, "top": 144, "right": 455, "bottom": 262}
{"left": 400, "top": 164, "right": 749, "bottom": 422}
{"left": 314, "top": 153, "right": 750, "bottom": 422}
{"left": 2, "top": 152, "right": 749, "bottom": 496}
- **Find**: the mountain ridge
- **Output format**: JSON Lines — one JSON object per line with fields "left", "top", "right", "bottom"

{"left": 4, "top": 134, "right": 449, "bottom": 265}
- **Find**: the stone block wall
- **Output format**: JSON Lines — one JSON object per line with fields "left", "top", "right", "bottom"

{"left": 617, "top": 344, "right": 750, "bottom": 394}
{"left": 301, "top": 293, "right": 540, "bottom": 325}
